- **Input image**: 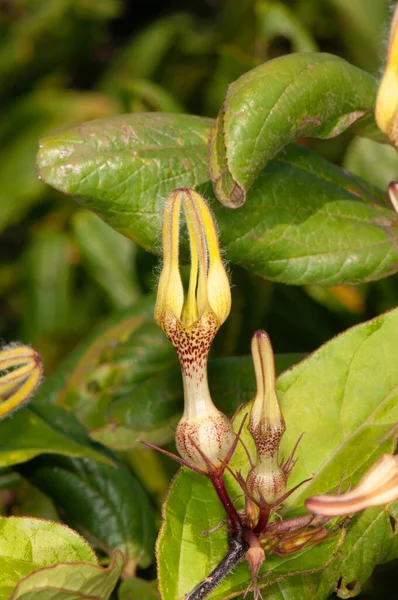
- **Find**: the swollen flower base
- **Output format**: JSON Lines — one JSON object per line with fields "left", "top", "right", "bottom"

{"left": 144, "top": 187, "right": 398, "bottom": 600}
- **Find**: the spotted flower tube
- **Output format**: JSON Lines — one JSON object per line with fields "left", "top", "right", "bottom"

{"left": 154, "top": 188, "right": 234, "bottom": 470}
{"left": 0, "top": 344, "right": 43, "bottom": 419}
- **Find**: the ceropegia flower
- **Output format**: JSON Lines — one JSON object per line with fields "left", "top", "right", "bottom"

{"left": 155, "top": 188, "right": 234, "bottom": 469}
{"left": 246, "top": 330, "right": 286, "bottom": 505}
{"left": 376, "top": 3, "right": 398, "bottom": 146}
{"left": 305, "top": 454, "right": 398, "bottom": 517}
{"left": 0, "top": 344, "right": 42, "bottom": 418}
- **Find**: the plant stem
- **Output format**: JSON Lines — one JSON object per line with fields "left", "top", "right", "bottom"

{"left": 211, "top": 472, "right": 242, "bottom": 532}
{"left": 184, "top": 533, "right": 248, "bottom": 600}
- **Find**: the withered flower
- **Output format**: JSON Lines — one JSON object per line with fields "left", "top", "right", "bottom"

{"left": 306, "top": 454, "right": 398, "bottom": 517}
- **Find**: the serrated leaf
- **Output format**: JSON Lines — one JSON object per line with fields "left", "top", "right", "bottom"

{"left": 207, "top": 52, "right": 382, "bottom": 207}
{"left": 36, "top": 113, "right": 398, "bottom": 286}
{"left": 19, "top": 455, "right": 156, "bottom": 569}
{"left": 0, "top": 516, "right": 96, "bottom": 599}
{"left": 0, "top": 408, "right": 111, "bottom": 468}
{"left": 158, "top": 308, "right": 398, "bottom": 599}
{"left": 8, "top": 550, "right": 124, "bottom": 600}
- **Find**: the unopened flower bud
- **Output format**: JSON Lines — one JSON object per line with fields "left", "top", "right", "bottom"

{"left": 306, "top": 454, "right": 398, "bottom": 517}
{"left": 246, "top": 330, "right": 286, "bottom": 505}
{"left": 155, "top": 188, "right": 234, "bottom": 469}
{"left": 376, "top": 4, "right": 398, "bottom": 146}
{"left": 0, "top": 344, "right": 43, "bottom": 418}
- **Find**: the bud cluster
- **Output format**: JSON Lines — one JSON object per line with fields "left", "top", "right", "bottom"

{"left": 153, "top": 188, "right": 398, "bottom": 600}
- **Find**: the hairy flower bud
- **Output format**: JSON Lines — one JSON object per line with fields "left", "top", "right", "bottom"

{"left": 306, "top": 454, "right": 398, "bottom": 517}
{"left": 155, "top": 188, "right": 234, "bottom": 469}
{"left": 246, "top": 330, "right": 286, "bottom": 505}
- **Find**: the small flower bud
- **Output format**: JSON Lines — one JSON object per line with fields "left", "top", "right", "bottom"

{"left": 0, "top": 344, "right": 43, "bottom": 418}
{"left": 246, "top": 330, "right": 286, "bottom": 505}
{"left": 155, "top": 188, "right": 234, "bottom": 469}
{"left": 306, "top": 454, "right": 398, "bottom": 517}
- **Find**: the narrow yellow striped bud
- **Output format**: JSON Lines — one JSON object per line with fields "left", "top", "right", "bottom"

{"left": 0, "top": 344, "right": 43, "bottom": 418}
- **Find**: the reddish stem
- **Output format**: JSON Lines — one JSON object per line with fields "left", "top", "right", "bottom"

{"left": 253, "top": 506, "right": 270, "bottom": 534}
{"left": 211, "top": 472, "right": 243, "bottom": 532}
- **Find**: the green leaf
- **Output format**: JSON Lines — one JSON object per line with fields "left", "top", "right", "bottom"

{"left": 158, "top": 308, "right": 398, "bottom": 599}
{"left": 8, "top": 550, "right": 124, "bottom": 600}
{"left": 19, "top": 455, "right": 156, "bottom": 569}
{"left": 31, "top": 296, "right": 178, "bottom": 449}
{"left": 24, "top": 231, "right": 72, "bottom": 339}
{"left": 0, "top": 408, "right": 111, "bottom": 468}
{"left": 0, "top": 88, "right": 117, "bottom": 232}
{"left": 344, "top": 136, "right": 398, "bottom": 191}
{"left": 317, "top": 503, "right": 398, "bottom": 598}
{"left": 0, "top": 516, "right": 96, "bottom": 598}
{"left": 36, "top": 113, "right": 398, "bottom": 286}
{"left": 37, "top": 113, "right": 212, "bottom": 252}
{"left": 72, "top": 210, "right": 140, "bottom": 309}
{"left": 118, "top": 578, "right": 160, "bottom": 600}
{"left": 208, "top": 52, "right": 381, "bottom": 207}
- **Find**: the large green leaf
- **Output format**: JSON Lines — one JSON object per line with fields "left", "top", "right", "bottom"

{"left": 207, "top": 52, "right": 382, "bottom": 207}
{"left": 158, "top": 308, "right": 398, "bottom": 599}
{"left": 36, "top": 113, "right": 398, "bottom": 286}
{"left": 0, "top": 516, "right": 97, "bottom": 599}
{"left": 19, "top": 455, "right": 156, "bottom": 569}
{"left": 0, "top": 408, "right": 110, "bottom": 469}
{"left": 8, "top": 550, "right": 124, "bottom": 600}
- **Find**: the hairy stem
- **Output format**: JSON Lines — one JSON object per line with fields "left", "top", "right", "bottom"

{"left": 184, "top": 534, "right": 248, "bottom": 600}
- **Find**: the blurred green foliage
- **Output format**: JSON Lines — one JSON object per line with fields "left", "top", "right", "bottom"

{"left": 1, "top": 0, "right": 398, "bottom": 598}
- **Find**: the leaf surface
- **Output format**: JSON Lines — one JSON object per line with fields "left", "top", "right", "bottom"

{"left": 36, "top": 113, "right": 398, "bottom": 286}
{"left": 0, "top": 517, "right": 96, "bottom": 599}
{"left": 19, "top": 456, "right": 156, "bottom": 569}
{"left": 8, "top": 550, "right": 124, "bottom": 600}
{"left": 0, "top": 409, "right": 110, "bottom": 469}
{"left": 207, "top": 52, "right": 382, "bottom": 206}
